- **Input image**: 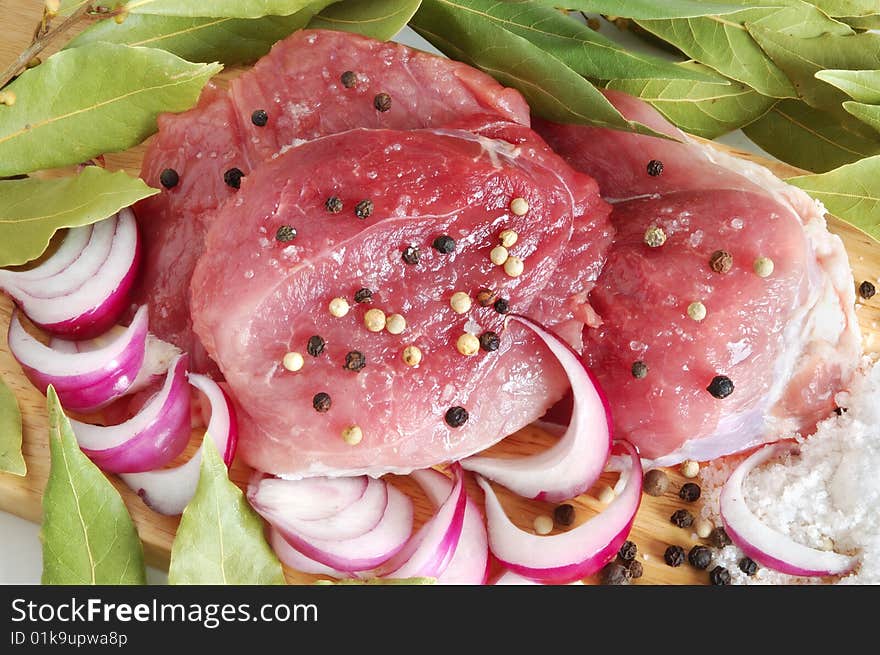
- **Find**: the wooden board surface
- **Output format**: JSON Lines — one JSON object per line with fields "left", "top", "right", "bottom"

{"left": 1, "top": 1, "right": 879, "bottom": 585}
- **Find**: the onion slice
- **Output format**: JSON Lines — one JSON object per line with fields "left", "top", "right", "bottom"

{"left": 479, "top": 440, "right": 642, "bottom": 584}
{"left": 720, "top": 443, "right": 857, "bottom": 577}
{"left": 493, "top": 570, "right": 583, "bottom": 585}
{"left": 408, "top": 467, "right": 489, "bottom": 584}
{"left": 462, "top": 315, "right": 612, "bottom": 502}
{"left": 120, "top": 372, "right": 239, "bottom": 515}
{"left": 8, "top": 306, "right": 149, "bottom": 412}
{"left": 71, "top": 354, "right": 191, "bottom": 473}
{"left": 268, "top": 528, "right": 350, "bottom": 579}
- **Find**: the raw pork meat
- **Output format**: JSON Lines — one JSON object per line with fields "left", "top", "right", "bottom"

{"left": 535, "top": 91, "right": 861, "bottom": 464}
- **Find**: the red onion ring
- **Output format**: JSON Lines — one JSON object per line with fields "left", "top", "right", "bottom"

{"left": 462, "top": 315, "right": 612, "bottom": 502}
{"left": 0, "top": 225, "right": 94, "bottom": 284}
{"left": 268, "top": 527, "right": 351, "bottom": 578}
{"left": 479, "top": 440, "right": 642, "bottom": 584}
{"left": 493, "top": 570, "right": 583, "bottom": 585}
{"left": 250, "top": 475, "right": 369, "bottom": 521}
{"left": 720, "top": 443, "right": 857, "bottom": 577}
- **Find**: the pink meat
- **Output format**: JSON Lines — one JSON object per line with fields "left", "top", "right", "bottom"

{"left": 191, "top": 120, "right": 610, "bottom": 478}
{"left": 135, "top": 30, "right": 530, "bottom": 372}
{"left": 535, "top": 91, "right": 861, "bottom": 464}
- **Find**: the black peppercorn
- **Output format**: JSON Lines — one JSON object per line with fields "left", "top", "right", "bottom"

{"left": 251, "top": 109, "right": 268, "bottom": 127}
{"left": 374, "top": 92, "right": 392, "bottom": 112}
{"left": 710, "top": 249, "right": 733, "bottom": 274}
{"left": 353, "top": 288, "right": 373, "bottom": 304}
{"left": 670, "top": 509, "right": 694, "bottom": 528}
{"left": 738, "top": 557, "right": 758, "bottom": 576}
{"left": 343, "top": 350, "right": 366, "bottom": 371}
{"left": 707, "top": 375, "right": 734, "bottom": 399}
{"left": 444, "top": 406, "right": 469, "bottom": 428}
{"left": 432, "top": 235, "right": 456, "bottom": 254}
{"left": 709, "top": 566, "right": 731, "bottom": 586}
{"left": 626, "top": 559, "right": 643, "bottom": 579}
{"left": 859, "top": 280, "right": 876, "bottom": 300}
{"left": 679, "top": 482, "right": 702, "bottom": 502}
{"left": 647, "top": 159, "right": 664, "bottom": 176}
{"left": 223, "top": 167, "right": 244, "bottom": 189}
{"left": 599, "top": 562, "right": 631, "bottom": 585}
{"left": 618, "top": 540, "right": 638, "bottom": 562}
{"left": 354, "top": 199, "right": 373, "bottom": 219}
{"left": 493, "top": 298, "right": 510, "bottom": 314}
{"left": 643, "top": 469, "right": 669, "bottom": 496}
{"left": 688, "top": 545, "right": 713, "bottom": 570}
{"left": 553, "top": 503, "right": 575, "bottom": 528}
{"left": 664, "top": 545, "right": 685, "bottom": 567}
{"left": 631, "top": 361, "right": 648, "bottom": 379}
{"left": 159, "top": 168, "right": 179, "bottom": 189}
{"left": 476, "top": 288, "right": 497, "bottom": 307}
{"left": 340, "top": 70, "right": 357, "bottom": 88}
{"left": 479, "top": 331, "right": 501, "bottom": 352}
{"left": 708, "top": 527, "right": 732, "bottom": 549}
{"left": 275, "top": 225, "right": 297, "bottom": 242}
{"left": 306, "top": 335, "right": 326, "bottom": 357}
{"left": 402, "top": 246, "right": 421, "bottom": 265}
{"left": 325, "top": 196, "right": 343, "bottom": 213}
{"left": 834, "top": 406, "right": 848, "bottom": 416}
{"left": 312, "top": 392, "right": 331, "bottom": 413}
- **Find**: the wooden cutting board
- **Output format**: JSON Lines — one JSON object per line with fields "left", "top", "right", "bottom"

{"left": 1, "top": 0, "right": 879, "bottom": 585}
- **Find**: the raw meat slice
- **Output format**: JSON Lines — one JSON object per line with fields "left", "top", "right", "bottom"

{"left": 191, "top": 120, "right": 610, "bottom": 478}
{"left": 534, "top": 91, "right": 861, "bottom": 464}
{"left": 135, "top": 30, "right": 530, "bottom": 372}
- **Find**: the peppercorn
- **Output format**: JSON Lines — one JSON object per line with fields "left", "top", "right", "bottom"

{"left": 647, "top": 159, "right": 664, "bottom": 176}
{"left": 679, "top": 482, "right": 702, "bottom": 502}
{"left": 450, "top": 291, "right": 472, "bottom": 314}
{"left": 753, "top": 256, "right": 774, "bottom": 278}
{"left": 644, "top": 225, "right": 667, "bottom": 248}
{"left": 385, "top": 314, "right": 406, "bottom": 335}
{"left": 432, "top": 235, "right": 456, "bottom": 254}
{"left": 325, "top": 196, "right": 343, "bottom": 213}
{"left": 687, "top": 301, "right": 707, "bottom": 322}
{"left": 709, "top": 566, "right": 731, "bottom": 586}
{"left": 340, "top": 70, "right": 357, "bottom": 88}
{"left": 402, "top": 345, "right": 422, "bottom": 367}
{"left": 329, "top": 297, "right": 350, "bottom": 317}
{"left": 504, "top": 256, "right": 524, "bottom": 278}
{"left": 553, "top": 503, "right": 575, "bottom": 527}
{"left": 490, "top": 245, "right": 509, "bottom": 266}
{"left": 402, "top": 246, "right": 421, "bottom": 265}
{"left": 159, "top": 168, "right": 179, "bottom": 189}
{"left": 445, "top": 406, "right": 469, "bottom": 428}
{"left": 364, "top": 308, "right": 386, "bottom": 332}
{"left": 354, "top": 288, "right": 373, "bottom": 304}
{"left": 708, "top": 527, "right": 732, "bottom": 548}
{"left": 312, "top": 392, "right": 331, "bottom": 413}
{"left": 282, "top": 352, "right": 304, "bottom": 372}
{"left": 354, "top": 199, "right": 373, "bottom": 219}
{"left": 859, "top": 280, "right": 876, "bottom": 300}
{"left": 695, "top": 519, "right": 713, "bottom": 539}
{"left": 670, "top": 509, "right": 694, "bottom": 528}
{"left": 509, "top": 198, "right": 529, "bottom": 216}
{"left": 664, "top": 545, "right": 685, "bottom": 567}
{"left": 223, "top": 167, "right": 244, "bottom": 189}
{"left": 499, "top": 229, "right": 518, "bottom": 247}
{"left": 631, "top": 360, "right": 648, "bottom": 379}
{"left": 738, "top": 557, "right": 758, "bottom": 576}
{"left": 709, "top": 250, "right": 733, "bottom": 274}
{"left": 251, "top": 109, "right": 268, "bottom": 127}
{"left": 599, "top": 562, "right": 631, "bottom": 585}
{"left": 618, "top": 540, "right": 638, "bottom": 562}
{"left": 493, "top": 298, "right": 510, "bottom": 314}
{"left": 834, "top": 406, "right": 848, "bottom": 416}
{"left": 688, "top": 545, "right": 713, "bottom": 570}
{"left": 681, "top": 460, "right": 700, "bottom": 479}
{"left": 479, "top": 331, "right": 501, "bottom": 352}
{"left": 643, "top": 469, "right": 669, "bottom": 496}
{"left": 533, "top": 515, "right": 553, "bottom": 535}
{"left": 343, "top": 350, "right": 366, "bottom": 371}
{"left": 707, "top": 375, "right": 734, "bottom": 399}
{"left": 374, "top": 92, "right": 392, "bottom": 112}
{"left": 306, "top": 335, "right": 326, "bottom": 357}
{"left": 476, "top": 288, "right": 497, "bottom": 307}
{"left": 456, "top": 333, "right": 480, "bottom": 357}
{"left": 275, "top": 225, "right": 297, "bottom": 242}
{"left": 342, "top": 425, "right": 363, "bottom": 445}
{"left": 626, "top": 560, "right": 644, "bottom": 580}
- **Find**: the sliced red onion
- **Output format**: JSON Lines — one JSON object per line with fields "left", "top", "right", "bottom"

{"left": 268, "top": 527, "right": 350, "bottom": 579}
{"left": 409, "top": 467, "right": 489, "bottom": 584}
{"left": 0, "top": 210, "right": 141, "bottom": 339}
{"left": 70, "top": 354, "right": 191, "bottom": 473}
{"left": 8, "top": 305, "right": 149, "bottom": 412}
{"left": 250, "top": 475, "right": 369, "bottom": 521}
{"left": 720, "top": 443, "right": 857, "bottom": 577}
{"left": 119, "top": 372, "right": 238, "bottom": 515}
{"left": 282, "top": 477, "right": 388, "bottom": 541}
{"left": 494, "top": 570, "right": 583, "bottom": 585}
{"left": 462, "top": 315, "right": 612, "bottom": 503}
{"left": 479, "top": 440, "right": 642, "bottom": 584}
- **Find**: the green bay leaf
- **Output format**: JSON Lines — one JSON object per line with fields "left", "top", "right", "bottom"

{"left": 816, "top": 69, "right": 880, "bottom": 103}
{"left": 0, "top": 375, "right": 25, "bottom": 476}
{"left": 788, "top": 155, "right": 880, "bottom": 242}
{"left": 0, "top": 168, "right": 157, "bottom": 267}
{"left": 743, "top": 99, "right": 880, "bottom": 173}
{"left": 607, "top": 64, "right": 777, "bottom": 138}
{"left": 124, "top": 0, "right": 314, "bottom": 18}
{"left": 168, "top": 437, "right": 285, "bottom": 585}
{"left": 844, "top": 101, "right": 880, "bottom": 135}
{"left": 801, "top": 1, "right": 880, "bottom": 17}
{"left": 0, "top": 43, "right": 220, "bottom": 177}
{"left": 534, "top": 1, "right": 743, "bottom": 20}
{"left": 41, "top": 387, "right": 146, "bottom": 585}
{"left": 309, "top": 0, "right": 423, "bottom": 40}
{"left": 841, "top": 14, "right": 880, "bottom": 30}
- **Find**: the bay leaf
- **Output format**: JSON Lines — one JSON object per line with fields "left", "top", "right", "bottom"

{"left": 410, "top": 0, "right": 667, "bottom": 136}
{"left": 124, "top": 0, "right": 314, "bottom": 19}
{"left": 607, "top": 64, "right": 777, "bottom": 139}
{"left": 0, "top": 168, "right": 157, "bottom": 267}
{"left": 743, "top": 99, "right": 880, "bottom": 173}
{"left": 168, "top": 437, "right": 285, "bottom": 585}
{"left": 841, "top": 15, "right": 880, "bottom": 30}
{"left": 788, "top": 155, "right": 880, "bottom": 242}
{"left": 843, "top": 102, "right": 880, "bottom": 135}
{"left": 41, "top": 387, "right": 146, "bottom": 585}
{"left": 0, "top": 375, "right": 25, "bottom": 476}
{"left": 0, "top": 43, "right": 221, "bottom": 177}
{"left": 815, "top": 69, "right": 880, "bottom": 104}
{"left": 308, "top": 0, "right": 423, "bottom": 40}
{"left": 801, "top": 1, "right": 880, "bottom": 17}
{"left": 534, "top": 1, "right": 743, "bottom": 20}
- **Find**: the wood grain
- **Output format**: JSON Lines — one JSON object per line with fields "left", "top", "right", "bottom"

{"left": 1, "top": 0, "right": 878, "bottom": 586}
